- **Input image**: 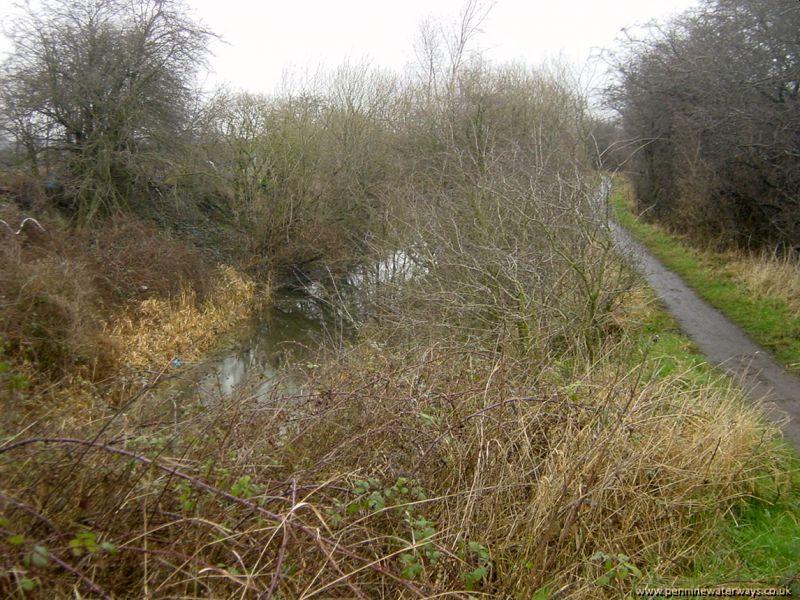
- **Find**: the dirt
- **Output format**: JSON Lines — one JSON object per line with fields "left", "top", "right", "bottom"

{"left": 610, "top": 219, "right": 800, "bottom": 450}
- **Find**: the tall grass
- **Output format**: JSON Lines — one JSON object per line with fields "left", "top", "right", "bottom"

{"left": 0, "top": 330, "right": 780, "bottom": 597}
{"left": 0, "top": 18, "right": 792, "bottom": 598}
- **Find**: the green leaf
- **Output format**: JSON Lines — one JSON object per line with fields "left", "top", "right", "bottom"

{"left": 398, "top": 552, "right": 415, "bottom": 566}
{"left": 419, "top": 412, "right": 439, "bottom": 427}
{"left": 461, "top": 565, "right": 488, "bottom": 590}
{"left": 426, "top": 549, "right": 442, "bottom": 565}
{"left": 401, "top": 561, "right": 423, "bottom": 580}
{"left": 231, "top": 475, "right": 254, "bottom": 498}
{"left": 7, "top": 534, "right": 24, "bottom": 546}
{"left": 531, "top": 586, "right": 550, "bottom": 600}
{"left": 100, "top": 541, "right": 117, "bottom": 555}
{"left": 467, "top": 541, "right": 489, "bottom": 561}
{"left": 10, "top": 374, "right": 29, "bottom": 390}
{"left": 19, "top": 577, "right": 36, "bottom": 592}
{"left": 29, "top": 545, "right": 49, "bottom": 567}
{"left": 368, "top": 491, "right": 385, "bottom": 511}
{"left": 69, "top": 531, "right": 98, "bottom": 555}
{"left": 471, "top": 566, "right": 487, "bottom": 580}
{"left": 589, "top": 551, "right": 605, "bottom": 561}
{"left": 595, "top": 574, "right": 611, "bottom": 586}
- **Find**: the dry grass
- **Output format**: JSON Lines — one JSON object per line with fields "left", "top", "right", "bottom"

{"left": 727, "top": 250, "right": 800, "bottom": 318}
{"left": 0, "top": 335, "right": 780, "bottom": 598}
{"left": 0, "top": 210, "right": 270, "bottom": 597}
{"left": 0, "top": 204, "right": 261, "bottom": 421}
{"left": 0, "top": 52, "right": 792, "bottom": 598}
{"left": 1, "top": 205, "right": 115, "bottom": 380}
{"left": 111, "top": 265, "right": 258, "bottom": 372}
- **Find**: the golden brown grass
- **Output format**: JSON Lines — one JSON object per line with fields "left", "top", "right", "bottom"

{"left": 111, "top": 265, "right": 258, "bottom": 372}
{"left": 727, "top": 250, "right": 800, "bottom": 317}
{"left": 0, "top": 205, "right": 262, "bottom": 434}
{"left": 0, "top": 329, "right": 783, "bottom": 598}
{"left": 0, "top": 205, "right": 256, "bottom": 381}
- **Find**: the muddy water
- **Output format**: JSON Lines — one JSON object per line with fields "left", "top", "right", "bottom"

{"left": 192, "top": 251, "right": 425, "bottom": 404}
{"left": 193, "top": 288, "right": 342, "bottom": 404}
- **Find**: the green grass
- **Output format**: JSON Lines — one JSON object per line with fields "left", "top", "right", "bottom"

{"left": 611, "top": 192, "right": 800, "bottom": 595}
{"left": 633, "top": 296, "right": 716, "bottom": 383}
{"left": 683, "top": 446, "right": 800, "bottom": 594}
{"left": 621, "top": 294, "right": 800, "bottom": 595}
{"left": 610, "top": 178, "right": 800, "bottom": 374}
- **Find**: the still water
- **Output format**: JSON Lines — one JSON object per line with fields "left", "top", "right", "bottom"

{"left": 192, "top": 251, "right": 424, "bottom": 403}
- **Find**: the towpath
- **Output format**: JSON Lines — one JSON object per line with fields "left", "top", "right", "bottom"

{"left": 604, "top": 178, "right": 800, "bottom": 450}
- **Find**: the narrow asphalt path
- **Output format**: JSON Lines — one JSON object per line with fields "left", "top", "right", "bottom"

{"left": 604, "top": 180, "right": 800, "bottom": 450}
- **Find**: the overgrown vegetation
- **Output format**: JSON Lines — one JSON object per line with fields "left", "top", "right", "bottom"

{"left": 687, "top": 447, "right": 800, "bottom": 593}
{"left": 611, "top": 177, "right": 800, "bottom": 373}
{"left": 0, "top": 0, "right": 797, "bottom": 597}
{"left": 605, "top": 0, "right": 800, "bottom": 249}
{"left": 0, "top": 300, "right": 788, "bottom": 597}
{"left": 616, "top": 290, "right": 800, "bottom": 592}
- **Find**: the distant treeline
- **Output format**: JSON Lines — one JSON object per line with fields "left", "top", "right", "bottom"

{"left": 605, "top": 0, "right": 800, "bottom": 250}
{"left": 0, "top": 0, "right": 589, "bottom": 275}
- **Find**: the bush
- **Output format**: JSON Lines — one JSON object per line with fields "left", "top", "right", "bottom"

{"left": 0, "top": 203, "right": 229, "bottom": 382}
{"left": 607, "top": 0, "right": 800, "bottom": 248}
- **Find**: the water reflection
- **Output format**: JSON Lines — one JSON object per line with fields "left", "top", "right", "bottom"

{"left": 196, "top": 287, "right": 342, "bottom": 404}
{"left": 196, "top": 251, "right": 426, "bottom": 402}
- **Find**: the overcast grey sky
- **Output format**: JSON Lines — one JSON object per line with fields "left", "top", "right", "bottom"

{"left": 1, "top": 0, "right": 701, "bottom": 94}
{"left": 194, "top": 0, "right": 700, "bottom": 93}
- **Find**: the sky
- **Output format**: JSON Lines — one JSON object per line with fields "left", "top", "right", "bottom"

{"left": 0, "top": 0, "right": 700, "bottom": 95}
{"left": 192, "top": 0, "right": 700, "bottom": 94}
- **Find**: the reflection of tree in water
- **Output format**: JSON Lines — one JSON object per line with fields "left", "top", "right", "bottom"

{"left": 196, "top": 251, "right": 425, "bottom": 403}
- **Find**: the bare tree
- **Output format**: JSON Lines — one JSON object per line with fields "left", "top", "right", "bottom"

{"left": 607, "top": 0, "right": 800, "bottom": 248}
{"left": 0, "top": 0, "right": 215, "bottom": 222}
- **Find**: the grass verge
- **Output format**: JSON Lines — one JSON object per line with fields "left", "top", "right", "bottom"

{"left": 610, "top": 177, "right": 800, "bottom": 374}
{"left": 614, "top": 241, "right": 800, "bottom": 596}
{"left": 685, "top": 446, "right": 800, "bottom": 594}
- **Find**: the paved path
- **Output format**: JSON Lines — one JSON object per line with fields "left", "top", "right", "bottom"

{"left": 605, "top": 179, "right": 800, "bottom": 449}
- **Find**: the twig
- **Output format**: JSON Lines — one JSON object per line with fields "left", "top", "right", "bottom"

{"left": 48, "top": 552, "right": 112, "bottom": 600}
{"left": 262, "top": 478, "right": 296, "bottom": 600}
{"left": 0, "top": 491, "right": 58, "bottom": 532}
{"left": 0, "top": 437, "right": 426, "bottom": 597}
{"left": 0, "top": 217, "right": 47, "bottom": 235}
{"left": 0, "top": 493, "right": 110, "bottom": 599}
{"left": 412, "top": 396, "right": 543, "bottom": 473}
